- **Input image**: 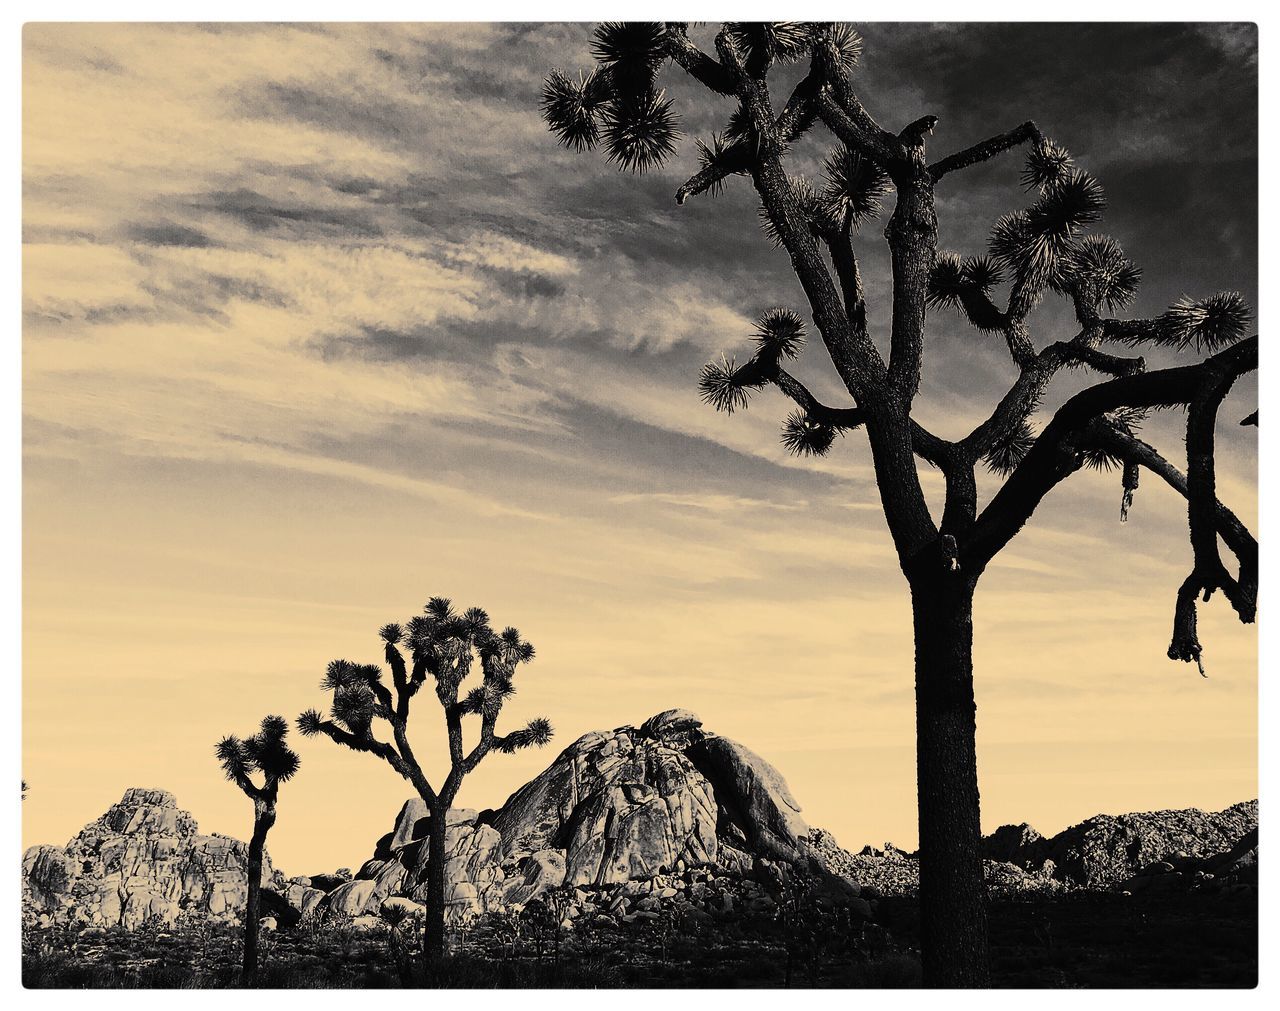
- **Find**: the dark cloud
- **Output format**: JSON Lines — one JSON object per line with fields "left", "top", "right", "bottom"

{"left": 198, "top": 187, "right": 384, "bottom": 237}
{"left": 126, "top": 221, "right": 215, "bottom": 248}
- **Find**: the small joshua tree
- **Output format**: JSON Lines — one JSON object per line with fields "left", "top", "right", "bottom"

{"left": 297, "top": 597, "right": 553, "bottom": 965}
{"left": 543, "top": 22, "right": 1257, "bottom": 986}
{"left": 215, "top": 714, "right": 300, "bottom": 986}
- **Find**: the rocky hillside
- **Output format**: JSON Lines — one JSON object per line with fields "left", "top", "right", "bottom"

{"left": 982, "top": 800, "right": 1258, "bottom": 887}
{"left": 22, "top": 712, "right": 1259, "bottom": 931}
{"left": 23, "top": 788, "right": 281, "bottom": 930}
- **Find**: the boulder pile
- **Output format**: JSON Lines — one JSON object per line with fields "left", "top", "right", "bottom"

{"left": 287, "top": 709, "right": 853, "bottom": 925}
{"left": 22, "top": 788, "right": 281, "bottom": 929}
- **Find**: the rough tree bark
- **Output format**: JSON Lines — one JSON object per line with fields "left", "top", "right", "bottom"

{"left": 911, "top": 572, "right": 987, "bottom": 987}
{"left": 242, "top": 803, "right": 275, "bottom": 985}
{"left": 423, "top": 802, "right": 449, "bottom": 967}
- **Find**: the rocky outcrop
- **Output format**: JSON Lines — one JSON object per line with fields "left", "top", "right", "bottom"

{"left": 983, "top": 800, "right": 1258, "bottom": 888}
{"left": 22, "top": 788, "right": 281, "bottom": 929}
{"left": 319, "top": 709, "right": 834, "bottom": 924}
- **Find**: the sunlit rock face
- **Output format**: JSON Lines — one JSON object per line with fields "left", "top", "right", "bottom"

{"left": 22, "top": 788, "right": 279, "bottom": 929}
{"left": 328, "top": 709, "right": 823, "bottom": 922}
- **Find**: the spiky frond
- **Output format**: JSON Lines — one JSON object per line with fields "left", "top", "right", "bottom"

{"left": 927, "top": 251, "right": 968, "bottom": 310}
{"left": 1008, "top": 170, "right": 1105, "bottom": 282}
{"left": 461, "top": 607, "right": 491, "bottom": 636}
{"left": 963, "top": 255, "right": 1004, "bottom": 293}
{"left": 693, "top": 132, "right": 744, "bottom": 197}
{"left": 499, "top": 717, "right": 555, "bottom": 753}
{"left": 698, "top": 356, "right": 757, "bottom": 414}
{"left": 1021, "top": 139, "right": 1074, "bottom": 192}
{"left": 541, "top": 68, "right": 609, "bottom": 152}
{"left": 215, "top": 736, "right": 249, "bottom": 782}
{"left": 321, "top": 659, "right": 360, "bottom": 692}
{"left": 725, "top": 22, "right": 814, "bottom": 66}
{"left": 724, "top": 104, "right": 752, "bottom": 143}
{"left": 425, "top": 597, "right": 454, "bottom": 622}
{"left": 331, "top": 684, "right": 375, "bottom": 733}
{"left": 1027, "top": 169, "right": 1105, "bottom": 237}
{"left": 751, "top": 308, "right": 807, "bottom": 361}
{"left": 245, "top": 721, "right": 300, "bottom": 783}
{"left": 780, "top": 409, "right": 838, "bottom": 457}
{"left": 983, "top": 421, "right": 1036, "bottom": 476}
{"left": 600, "top": 88, "right": 679, "bottom": 174}
{"left": 1056, "top": 234, "right": 1141, "bottom": 311}
{"left": 591, "top": 22, "right": 668, "bottom": 90}
{"left": 406, "top": 613, "right": 434, "bottom": 643}
{"left": 820, "top": 145, "right": 890, "bottom": 230}
{"left": 517, "top": 641, "right": 536, "bottom": 663}
{"left": 1158, "top": 292, "right": 1252, "bottom": 351}
{"left": 296, "top": 709, "right": 323, "bottom": 737}
{"left": 379, "top": 623, "right": 403, "bottom": 645}
{"left": 989, "top": 211, "right": 1032, "bottom": 268}
{"left": 826, "top": 23, "right": 863, "bottom": 70}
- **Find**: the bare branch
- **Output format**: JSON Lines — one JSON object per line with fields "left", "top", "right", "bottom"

{"left": 965, "top": 336, "right": 1258, "bottom": 568}
{"left": 929, "top": 121, "right": 1042, "bottom": 182}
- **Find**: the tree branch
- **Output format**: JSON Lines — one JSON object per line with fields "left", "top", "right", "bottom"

{"left": 965, "top": 336, "right": 1257, "bottom": 568}
{"left": 663, "top": 24, "right": 738, "bottom": 95}
{"left": 929, "top": 121, "right": 1042, "bottom": 182}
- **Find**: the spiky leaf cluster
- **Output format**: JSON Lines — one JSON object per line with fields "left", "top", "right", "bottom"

{"left": 1156, "top": 292, "right": 1252, "bottom": 352}
{"left": 752, "top": 308, "right": 806, "bottom": 361}
{"left": 216, "top": 714, "right": 300, "bottom": 789}
{"left": 498, "top": 717, "right": 555, "bottom": 754}
{"left": 820, "top": 146, "right": 890, "bottom": 230}
{"left": 990, "top": 169, "right": 1105, "bottom": 285}
{"left": 590, "top": 21, "right": 669, "bottom": 87}
{"left": 694, "top": 132, "right": 745, "bottom": 196}
{"left": 698, "top": 356, "right": 758, "bottom": 414}
{"left": 926, "top": 251, "right": 968, "bottom": 310}
{"left": 927, "top": 252, "right": 1005, "bottom": 313}
{"left": 1078, "top": 408, "right": 1144, "bottom": 472}
{"left": 725, "top": 22, "right": 815, "bottom": 67}
{"left": 781, "top": 409, "right": 838, "bottom": 457}
{"left": 983, "top": 420, "right": 1036, "bottom": 476}
{"left": 1054, "top": 235, "right": 1141, "bottom": 311}
{"left": 1021, "top": 139, "right": 1074, "bottom": 192}
{"left": 599, "top": 88, "right": 679, "bottom": 173}
{"left": 544, "top": 23, "right": 681, "bottom": 174}
{"left": 540, "top": 69, "right": 610, "bottom": 152}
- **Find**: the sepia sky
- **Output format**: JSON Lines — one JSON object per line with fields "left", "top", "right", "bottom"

{"left": 23, "top": 22, "right": 1257, "bottom": 874}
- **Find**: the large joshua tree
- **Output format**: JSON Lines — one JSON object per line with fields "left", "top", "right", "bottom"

{"left": 297, "top": 597, "right": 553, "bottom": 964}
{"left": 215, "top": 715, "right": 301, "bottom": 986}
{"left": 542, "top": 23, "right": 1257, "bottom": 986}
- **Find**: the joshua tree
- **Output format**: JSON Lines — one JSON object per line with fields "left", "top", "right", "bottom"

{"left": 298, "top": 597, "right": 553, "bottom": 965}
{"left": 215, "top": 714, "right": 300, "bottom": 986}
{"left": 542, "top": 23, "right": 1257, "bottom": 986}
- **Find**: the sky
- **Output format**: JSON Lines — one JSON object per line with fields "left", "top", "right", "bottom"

{"left": 22, "top": 22, "right": 1257, "bottom": 875}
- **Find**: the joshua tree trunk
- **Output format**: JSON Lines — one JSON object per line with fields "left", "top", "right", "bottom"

{"left": 423, "top": 804, "right": 448, "bottom": 967}
{"left": 242, "top": 803, "right": 274, "bottom": 986}
{"left": 911, "top": 574, "right": 989, "bottom": 987}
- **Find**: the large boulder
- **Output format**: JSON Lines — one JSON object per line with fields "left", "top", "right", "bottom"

{"left": 331, "top": 709, "right": 828, "bottom": 924}
{"left": 21, "top": 788, "right": 280, "bottom": 929}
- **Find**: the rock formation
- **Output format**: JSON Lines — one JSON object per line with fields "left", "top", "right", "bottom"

{"left": 982, "top": 800, "right": 1258, "bottom": 887}
{"left": 299, "top": 709, "right": 837, "bottom": 924}
{"left": 22, "top": 788, "right": 281, "bottom": 929}
{"left": 22, "top": 718, "right": 1260, "bottom": 933}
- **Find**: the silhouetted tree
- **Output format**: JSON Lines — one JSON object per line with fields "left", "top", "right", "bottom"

{"left": 298, "top": 597, "right": 553, "bottom": 965}
{"left": 215, "top": 715, "right": 300, "bottom": 986}
{"left": 543, "top": 22, "right": 1257, "bottom": 986}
